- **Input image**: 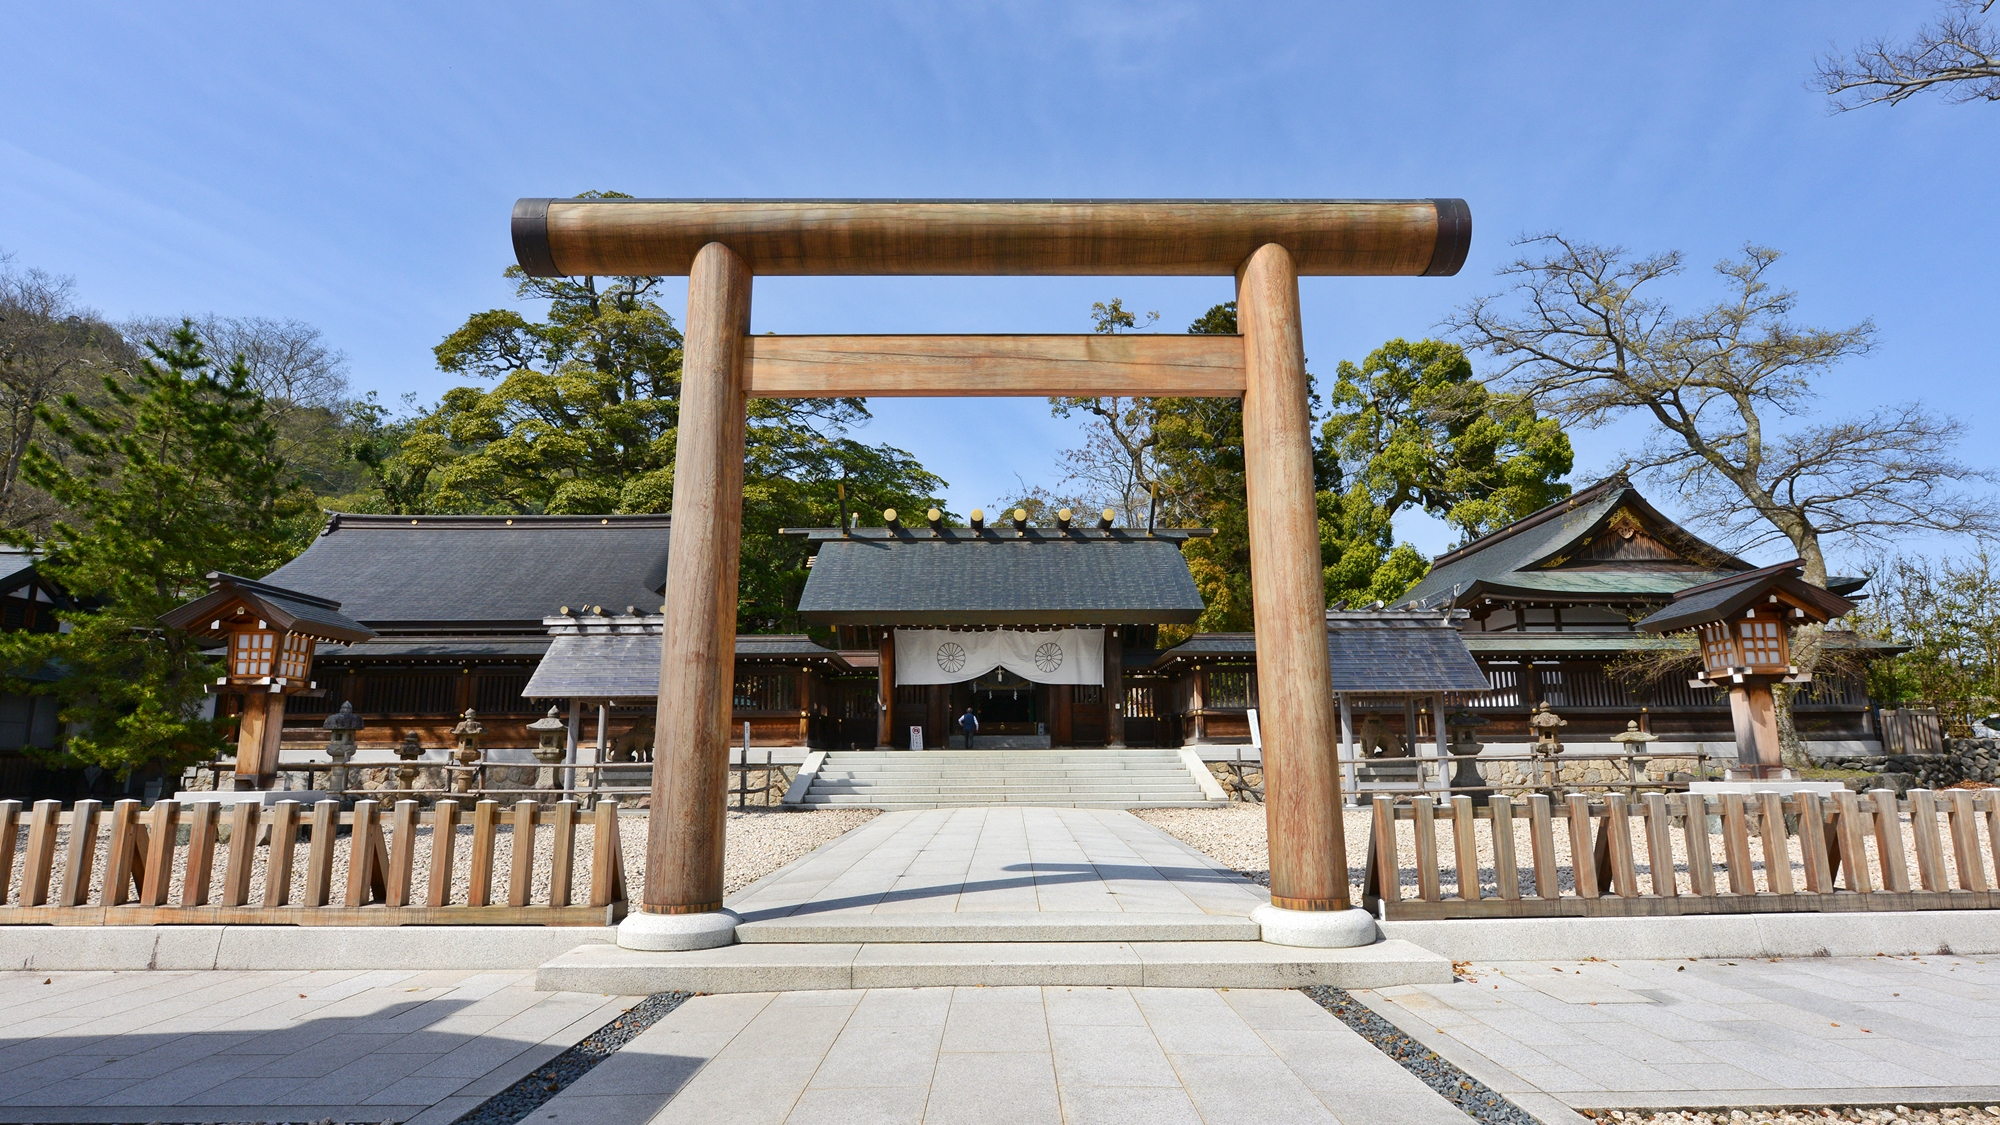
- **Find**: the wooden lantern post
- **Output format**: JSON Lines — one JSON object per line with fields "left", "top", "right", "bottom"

{"left": 1637, "top": 561, "right": 1856, "bottom": 779}
{"left": 159, "top": 573, "right": 375, "bottom": 789}
{"left": 510, "top": 197, "right": 1472, "bottom": 949}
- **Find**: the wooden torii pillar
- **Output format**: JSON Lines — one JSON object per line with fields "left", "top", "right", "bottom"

{"left": 511, "top": 197, "right": 1471, "bottom": 949}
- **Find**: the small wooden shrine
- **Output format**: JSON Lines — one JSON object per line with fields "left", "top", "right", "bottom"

{"left": 1636, "top": 560, "right": 1856, "bottom": 778}
{"left": 159, "top": 572, "right": 375, "bottom": 788}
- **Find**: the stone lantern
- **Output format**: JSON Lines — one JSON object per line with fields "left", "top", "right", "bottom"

{"left": 450, "top": 708, "right": 484, "bottom": 795}
{"left": 1610, "top": 719, "right": 1660, "bottom": 789}
{"left": 1444, "top": 710, "right": 1489, "bottom": 798}
{"left": 527, "top": 705, "right": 568, "bottom": 792}
{"left": 395, "top": 730, "right": 426, "bottom": 796}
{"left": 323, "top": 702, "right": 364, "bottom": 796}
{"left": 1637, "top": 560, "right": 1855, "bottom": 779}
{"left": 1527, "top": 702, "right": 1568, "bottom": 792}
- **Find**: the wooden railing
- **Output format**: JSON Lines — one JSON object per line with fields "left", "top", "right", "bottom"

{"left": 0, "top": 797, "right": 626, "bottom": 925}
{"left": 1364, "top": 788, "right": 2000, "bottom": 919}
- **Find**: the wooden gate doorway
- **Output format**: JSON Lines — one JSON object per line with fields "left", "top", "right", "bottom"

{"left": 510, "top": 197, "right": 1471, "bottom": 933}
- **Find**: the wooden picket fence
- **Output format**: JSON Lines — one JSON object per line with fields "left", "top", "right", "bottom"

{"left": 0, "top": 797, "right": 626, "bottom": 925}
{"left": 1365, "top": 788, "right": 2000, "bottom": 919}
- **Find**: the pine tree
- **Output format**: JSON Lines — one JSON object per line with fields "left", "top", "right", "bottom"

{"left": 0, "top": 324, "right": 316, "bottom": 773}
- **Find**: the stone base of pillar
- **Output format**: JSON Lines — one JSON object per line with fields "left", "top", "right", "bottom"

{"left": 617, "top": 909, "right": 740, "bottom": 951}
{"left": 1251, "top": 904, "right": 1377, "bottom": 949}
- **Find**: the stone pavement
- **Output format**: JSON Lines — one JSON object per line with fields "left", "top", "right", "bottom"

{"left": 725, "top": 806, "right": 1270, "bottom": 942}
{"left": 1361, "top": 954, "right": 2000, "bottom": 1124}
{"left": 532, "top": 985, "right": 1475, "bottom": 1125}
{"left": 0, "top": 968, "right": 640, "bottom": 1124}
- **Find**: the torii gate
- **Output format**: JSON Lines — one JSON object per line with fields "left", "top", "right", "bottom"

{"left": 511, "top": 197, "right": 1471, "bottom": 949}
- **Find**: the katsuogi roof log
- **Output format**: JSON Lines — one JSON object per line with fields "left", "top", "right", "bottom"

{"left": 513, "top": 198, "right": 1471, "bottom": 278}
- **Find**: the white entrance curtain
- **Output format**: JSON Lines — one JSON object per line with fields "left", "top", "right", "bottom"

{"left": 893, "top": 628, "right": 1104, "bottom": 686}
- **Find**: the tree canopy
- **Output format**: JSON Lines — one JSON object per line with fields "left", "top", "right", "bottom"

{"left": 344, "top": 228, "right": 948, "bottom": 634}
{"left": 0, "top": 325, "right": 317, "bottom": 773}
{"left": 1142, "top": 306, "right": 1571, "bottom": 631}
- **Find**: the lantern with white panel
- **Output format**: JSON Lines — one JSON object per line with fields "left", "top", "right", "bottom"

{"left": 1637, "top": 560, "right": 1855, "bottom": 779}
{"left": 159, "top": 572, "right": 375, "bottom": 789}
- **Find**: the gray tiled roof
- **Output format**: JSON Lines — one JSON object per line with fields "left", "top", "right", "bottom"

{"left": 158, "top": 572, "right": 375, "bottom": 644}
{"left": 316, "top": 639, "right": 554, "bottom": 659}
{"left": 1143, "top": 634, "right": 1257, "bottom": 667}
{"left": 1636, "top": 561, "right": 1857, "bottom": 634}
{"left": 261, "top": 513, "right": 671, "bottom": 631}
{"left": 796, "top": 536, "right": 1205, "bottom": 625}
{"left": 1323, "top": 613, "right": 1491, "bottom": 693}
{"left": 522, "top": 633, "right": 845, "bottom": 699}
{"left": 1141, "top": 617, "right": 1489, "bottom": 693}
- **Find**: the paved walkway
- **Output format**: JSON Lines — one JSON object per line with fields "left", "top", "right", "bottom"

{"left": 535, "top": 985, "right": 1472, "bottom": 1125}
{"left": 0, "top": 969, "right": 638, "bottom": 1124}
{"left": 727, "top": 807, "right": 1269, "bottom": 926}
{"left": 1362, "top": 954, "right": 2000, "bottom": 1123}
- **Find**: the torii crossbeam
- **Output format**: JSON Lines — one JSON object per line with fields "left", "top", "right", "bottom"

{"left": 511, "top": 197, "right": 1472, "bottom": 949}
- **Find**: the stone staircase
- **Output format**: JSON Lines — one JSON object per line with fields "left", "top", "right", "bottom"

{"left": 789, "top": 748, "right": 1223, "bottom": 809}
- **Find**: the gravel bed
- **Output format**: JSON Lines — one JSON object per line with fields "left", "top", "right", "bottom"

{"left": 1131, "top": 802, "right": 1998, "bottom": 900}
{"left": 1586, "top": 1108, "right": 2000, "bottom": 1124}
{"left": 453, "top": 990, "right": 693, "bottom": 1125}
{"left": 1302, "top": 985, "right": 1538, "bottom": 1125}
{"left": 3, "top": 807, "right": 878, "bottom": 908}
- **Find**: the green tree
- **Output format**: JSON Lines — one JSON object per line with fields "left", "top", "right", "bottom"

{"left": 0, "top": 325, "right": 317, "bottom": 773}
{"left": 402, "top": 259, "right": 686, "bottom": 514}
{"left": 738, "top": 408, "right": 946, "bottom": 634}
{"left": 1153, "top": 302, "right": 1251, "bottom": 633}
{"left": 360, "top": 199, "right": 951, "bottom": 633}
{"left": 1850, "top": 551, "right": 2000, "bottom": 731}
{"left": 1318, "top": 337, "right": 1573, "bottom": 605}
{"left": 1152, "top": 314, "right": 1573, "bottom": 630}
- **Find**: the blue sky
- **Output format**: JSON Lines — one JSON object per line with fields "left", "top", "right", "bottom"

{"left": 3, "top": 3, "right": 1992, "bottom": 568}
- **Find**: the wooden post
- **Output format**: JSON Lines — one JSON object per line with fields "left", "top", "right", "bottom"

{"left": 644, "top": 240, "right": 751, "bottom": 917}
{"left": 1104, "top": 626, "right": 1126, "bottom": 748}
{"left": 876, "top": 630, "right": 895, "bottom": 748}
{"left": 1728, "top": 683, "right": 1783, "bottom": 776}
{"left": 61, "top": 799, "right": 103, "bottom": 907}
{"left": 1239, "top": 243, "right": 1348, "bottom": 913}
{"left": 234, "top": 692, "right": 288, "bottom": 787}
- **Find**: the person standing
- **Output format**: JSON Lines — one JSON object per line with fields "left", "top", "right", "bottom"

{"left": 957, "top": 706, "right": 979, "bottom": 749}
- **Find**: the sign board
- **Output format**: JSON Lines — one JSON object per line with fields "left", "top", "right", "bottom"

{"left": 909, "top": 725, "right": 924, "bottom": 751}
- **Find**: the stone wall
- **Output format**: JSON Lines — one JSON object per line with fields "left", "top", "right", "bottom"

{"left": 1818, "top": 737, "right": 1999, "bottom": 793}
{"left": 1474, "top": 752, "right": 1703, "bottom": 791}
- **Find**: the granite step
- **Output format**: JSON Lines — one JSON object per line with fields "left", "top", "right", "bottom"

{"left": 798, "top": 749, "right": 1222, "bottom": 809}
{"left": 536, "top": 938, "right": 1452, "bottom": 993}
{"left": 734, "top": 911, "right": 1260, "bottom": 943}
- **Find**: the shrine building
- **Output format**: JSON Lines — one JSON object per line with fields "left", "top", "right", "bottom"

{"left": 248, "top": 475, "right": 1892, "bottom": 766}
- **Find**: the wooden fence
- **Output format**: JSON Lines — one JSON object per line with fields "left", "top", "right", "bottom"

{"left": 1879, "top": 707, "right": 1945, "bottom": 754}
{"left": 0, "top": 797, "right": 626, "bottom": 925}
{"left": 1365, "top": 788, "right": 2000, "bottom": 919}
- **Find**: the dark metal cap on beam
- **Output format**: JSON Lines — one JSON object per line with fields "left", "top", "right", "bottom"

{"left": 513, "top": 197, "right": 559, "bottom": 277}
{"left": 1423, "top": 198, "right": 1472, "bottom": 277}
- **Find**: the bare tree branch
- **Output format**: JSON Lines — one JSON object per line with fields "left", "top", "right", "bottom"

{"left": 1445, "top": 233, "right": 1995, "bottom": 590}
{"left": 1814, "top": 0, "right": 2000, "bottom": 110}
{"left": 0, "top": 255, "right": 129, "bottom": 533}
